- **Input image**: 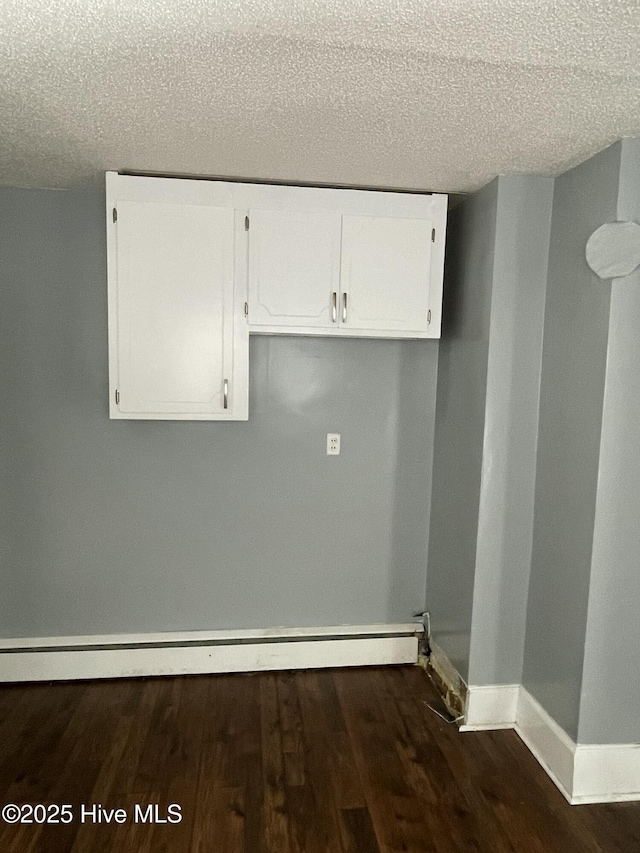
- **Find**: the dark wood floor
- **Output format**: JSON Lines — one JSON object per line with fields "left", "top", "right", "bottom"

{"left": 0, "top": 667, "right": 639, "bottom": 852}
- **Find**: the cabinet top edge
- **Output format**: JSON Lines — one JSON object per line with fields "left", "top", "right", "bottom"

{"left": 105, "top": 170, "right": 447, "bottom": 202}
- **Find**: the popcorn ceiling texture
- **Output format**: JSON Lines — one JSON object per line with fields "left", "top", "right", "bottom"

{"left": 1, "top": 0, "right": 639, "bottom": 192}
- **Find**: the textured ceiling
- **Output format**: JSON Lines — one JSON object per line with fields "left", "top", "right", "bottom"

{"left": 1, "top": 0, "right": 639, "bottom": 193}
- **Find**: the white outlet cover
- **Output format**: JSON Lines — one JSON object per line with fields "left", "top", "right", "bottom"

{"left": 327, "top": 433, "right": 341, "bottom": 455}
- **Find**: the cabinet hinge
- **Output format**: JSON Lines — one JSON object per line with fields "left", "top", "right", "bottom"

{"left": 431, "top": 228, "right": 435, "bottom": 242}
{"left": 427, "top": 309, "right": 432, "bottom": 324}
{"left": 113, "top": 207, "right": 117, "bottom": 223}
{"left": 115, "top": 389, "right": 120, "bottom": 404}
{"left": 244, "top": 301, "right": 248, "bottom": 317}
{"left": 245, "top": 215, "right": 249, "bottom": 231}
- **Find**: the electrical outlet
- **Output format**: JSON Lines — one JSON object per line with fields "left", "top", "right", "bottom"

{"left": 326, "top": 433, "right": 341, "bottom": 455}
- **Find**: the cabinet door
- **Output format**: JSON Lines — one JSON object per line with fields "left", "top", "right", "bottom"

{"left": 339, "top": 215, "right": 432, "bottom": 333}
{"left": 248, "top": 209, "right": 341, "bottom": 329}
{"left": 114, "top": 200, "right": 242, "bottom": 419}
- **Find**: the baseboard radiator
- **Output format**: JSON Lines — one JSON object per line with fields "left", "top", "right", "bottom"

{"left": 0, "top": 624, "right": 421, "bottom": 683}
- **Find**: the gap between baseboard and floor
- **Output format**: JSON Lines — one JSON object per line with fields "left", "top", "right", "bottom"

{"left": 0, "top": 623, "right": 420, "bottom": 683}
{"left": 462, "top": 682, "right": 640, "bottom": 805}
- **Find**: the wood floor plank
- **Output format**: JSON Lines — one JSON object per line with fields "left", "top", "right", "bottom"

{"left": 147, "top": 676, "right": 210, "bottom": 853}
{"left": 373, "top": 670, "right": 501, "bottom": 853}
{"left": 315, "top": 671, "right": 367, "bottom": 811}
{"left": 296, "top": 669, "right": 365, "bottom": 812}
{"left": 13, "top": 681, "right": 131, "bottom": 853}
{"left": 128, "top": 677, "right": 181, "bottom": 795}
{"left": 286, "top": 783, "right": 333, "bottom": 853}
{"left": 0, "top": 683, "right": 83, "bottom": 803}
{"left": 275, "top": 673, "right": 305, "bottom": 788}
{"left": 192, "top": 673, "right": 264, "bottom": 853}
{"left": 102, "top": 678, "right": 163, "bottom": 799}
{"left": 580, "top": 803, "right": 640, "bottom": 853}
{"left": 334, "top": 669, "right": 441, "bottom": 853}
{"left": 192, "top": 786, "right": 245, "bottom": 852}
{"left": 243, "top": 740, "right": 265, "bottom": 853}
{"left": 0, "top": 666, "right": 638, "bottom": 852}
{"left": 259, "top": 674, "right": 292, "bottom": 853}
{"left": 339, "top": 806, "right": 382, "bottom": 853}
{"left": 289, "top": 671, "right": 347, "bottom": 852}
{"left": 75, "top": 679, "right": 179, "bottom": 853}
{"left": 68, "top": 714, "right": 135, "bottom": 853}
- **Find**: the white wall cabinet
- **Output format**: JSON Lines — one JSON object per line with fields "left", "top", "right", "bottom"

{"left": 247, "top": 208, "right": 342, "bottom": 329}
{"left": 339, "top": 215, "right": 433, "bottom": 334}
{"left": 107, "top": 173, "right": 447, "bottom": 420}
{"left": 107, "top": 176, "right": 249, "bottom": 420}
{"left": 246, "top": 209, "right": 438, "bottom": 337}
{"left": 246, "top": 191, "right": 446, "bottom": 339}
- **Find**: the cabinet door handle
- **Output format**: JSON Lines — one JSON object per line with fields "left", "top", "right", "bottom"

{"left": 223, "top": 379, "right": 229, "bottom": 410}
{"left": 332, "top": 292, "right": 337, "bottom": 323}
{"left": 342, "top": 292, "right": 348, "bottom": 323}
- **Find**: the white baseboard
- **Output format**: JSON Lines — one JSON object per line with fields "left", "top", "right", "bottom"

{"left": 462, "top": 683, "right": 640, "bottom": 804}
{"left": 573, "top": 744, "right": 640, "bottom": 804}
{"left": 0, "top": 624, "right": 419, "bottom": 683}
{"left": 514, "top": 687, "right": 575, "bottom": 802}
{"left": 460, "top": 684, "right": 519, "bottom": 731}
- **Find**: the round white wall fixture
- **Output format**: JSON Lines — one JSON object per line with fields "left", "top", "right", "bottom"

{"left": 586, "top": 221, "right": 640, "bottom": 279}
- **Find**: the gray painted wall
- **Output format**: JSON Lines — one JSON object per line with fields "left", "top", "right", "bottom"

{"left": 0, "top": 186, "right": 438, "bottom": 638}
{"left": 468, "top": 175, "right": 553, "bottom": 685}
{"left": 522, "top": 143, "right": 621, "bottom": 740}
{"left": 391, "top": 341, "right": 438, "bottom": 619}
{"left": 427, "top": 143, "right": 640, "bottom": 744}
{"left": 427, "top": 175, "right": 552, "bottom": 686}
{"left": 578, "top": 138, "right": 640, "bottom": 744}
{"left": 426, "top": 180, "right": 498, "bottom": 680}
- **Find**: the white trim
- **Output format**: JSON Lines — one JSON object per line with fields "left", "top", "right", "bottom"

{"left": 0, "top": 625, "right": 419, "bottom": 683}
{"left": 573, "top": 744, "right": 640, "bottom": 804}
{"left": 249, "top": 325, "right": 438, "bottom": 339}
{"left": 514, "top": 687, "right": 575, "bottom": 803}
{"left": 461, "top": 683, "right": 640, "bottom": 804}
{"left": 460, "top": 684, "right": 519, "bottom": 731}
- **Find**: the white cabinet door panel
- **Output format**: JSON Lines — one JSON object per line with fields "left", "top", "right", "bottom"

{"left": 116, "top": 201, "right": 234, "bottom": 415}
{"left": 248, "top": 209, "right": 341, "bottom": 328}
{"left": 340, "top": 215, "right": 432, "bottom": 333}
